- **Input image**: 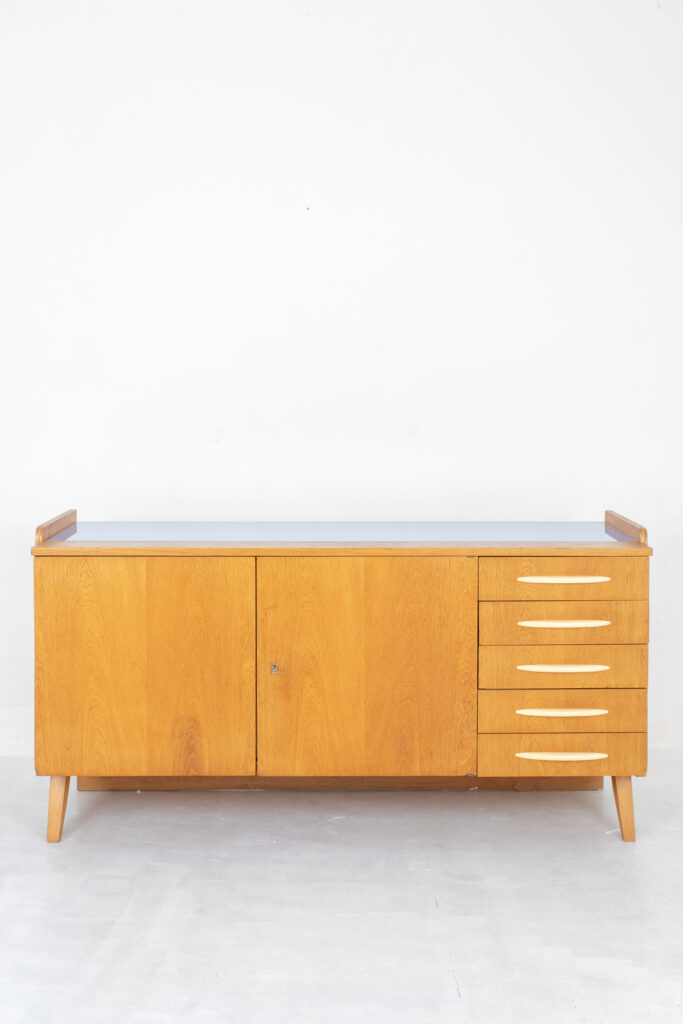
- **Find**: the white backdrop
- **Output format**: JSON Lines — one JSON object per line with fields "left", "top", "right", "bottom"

{"left": 1, "top": 1, "right": 681, "bottom": 752}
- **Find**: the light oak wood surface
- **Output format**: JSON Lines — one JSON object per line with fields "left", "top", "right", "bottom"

{"left": 478, "top": 644, "right": 648, "bottom": 689}
{"left": 35, "top": 557, "right": 255, "bottom": 776}
{"left": 256, "top": 556, "right": 477, "bottom": 776}
{"left": 478, "top": 733, "right": 647, "bottom": 776}
{"left": 479, "top": 600, "right": 648, "bottom": 646}
{"left": 76, "top": 775, "right": 604, "bottom": 791}
{"left": 612, "top": 775, "right": 636, "bottom": 841}
{"left": 605, "top": 510, "right": 648, "bottom": 545}
{"left": 47, "top": 775, "right": 70, "bottom": 842}
{"left": 478, "top": 689, "right": 646, "bottom": 733}
{"left": 35, "top": 510, "right": 77, "bottom": 544}
{"left": 32, "top": 542, "right": 652, "bottom": 557}
{"left": 478, "top": 556, "right": 648, "bottom": 601}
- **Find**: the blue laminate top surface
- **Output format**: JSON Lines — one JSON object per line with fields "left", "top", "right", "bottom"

{"left": 47, "top": 521, "right": 635, "bottom": 545}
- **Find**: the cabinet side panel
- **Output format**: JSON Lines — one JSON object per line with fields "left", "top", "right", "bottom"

{"left": 35, "top": 557, "right": 147, "bottom": 775}
{"left": 145, "top": 557, "right": 255, "bottom": 776}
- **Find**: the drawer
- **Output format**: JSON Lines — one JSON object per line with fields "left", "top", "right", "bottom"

{"left": 478, "top": 733, "right": 647, "bottom": 776}
{"left": 479, "top": 556, "right": 648, "bottom": 601}
{"left": 478, "top": 644, "right": 648, "bottom": 689}
{"left": 479, "top": 601, "right": 648, "bottom": 645}
{"left": 478, "top": 689, "right": 646, "bottom": 733}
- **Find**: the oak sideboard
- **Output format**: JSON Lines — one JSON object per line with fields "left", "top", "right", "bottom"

{"left": 32, "top": 510, "right": 651, "bottom": 843}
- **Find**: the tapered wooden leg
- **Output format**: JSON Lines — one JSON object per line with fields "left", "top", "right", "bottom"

{"left": 47, "top": 775, "right": 70, "bottom": 842}
{"left": 611, "top": 775, "right": 635, "bottom": 842}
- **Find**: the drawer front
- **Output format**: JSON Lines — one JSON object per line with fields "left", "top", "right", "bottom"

{"left": 479, "top": 601, "right": 648, "bottom": 645}
{"left": 478, "top": 644, "right": 648, "bottom": 689}
{"left": 478, "top": 689, "right": 646, "bottom": 733}
{"left": 479, "top": 556, "right": 648, "bottom": 601}
{"left": 478, "top": 733, "right": 647, "bottom": 777}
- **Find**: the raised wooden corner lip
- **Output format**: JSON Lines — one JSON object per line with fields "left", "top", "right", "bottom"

{"left": 35, "top": 510, "right": 77, "bottom": 545}
{"left": 605, "top": 510, "right": 648, "bottom": 546}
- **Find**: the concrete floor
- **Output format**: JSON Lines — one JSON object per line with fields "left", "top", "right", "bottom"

{"left": 2, "top": 752, "right": 682, "bottom": 1024}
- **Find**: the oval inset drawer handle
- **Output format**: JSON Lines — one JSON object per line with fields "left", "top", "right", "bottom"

{"left": 516, "top": 664, "right": 609, "bottom": 673}
{"left": 517, "top": 575, "right": 610, "bottom": 584}
{"left": 515, "top": 708, "right": 608, "bottom": 717}
{"left": 517, "top": 619, "right": 611, "bottom": 629}
{"left": 514, "top": 751, "right": 608, "bottom": 761}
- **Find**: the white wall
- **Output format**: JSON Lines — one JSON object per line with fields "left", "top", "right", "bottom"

{"left": 1, "top": 1, "right": 681, "bottom": 752}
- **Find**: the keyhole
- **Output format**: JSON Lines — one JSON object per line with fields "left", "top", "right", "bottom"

{"left": 271, "top": 663, "right": 279, "bottom": 674}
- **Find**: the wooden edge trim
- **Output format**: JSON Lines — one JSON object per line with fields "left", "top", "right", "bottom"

{"left": 75, "top": 775, "right": 604, "bottom": 792}
{"left": 35, "top": 509, "right": 77, "bottom": 544}
{"left": 605, "top": 510, "right": 648, "bottom": 545}
{"left": 31, "top": 543, "right": 651, "bottom": 557}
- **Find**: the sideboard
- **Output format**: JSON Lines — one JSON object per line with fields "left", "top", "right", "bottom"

{"left": 32, "top": 510, "right": 651, "bottom": 843}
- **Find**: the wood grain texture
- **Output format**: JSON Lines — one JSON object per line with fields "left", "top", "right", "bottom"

{"left": 478, "top": 733, "right": 647, "bottom": 777}
{"left": 479, "top": 556, "right": 648, "bottom": 601}
{"left": 145, "top": 558, "right": 255, "bottom": 775}
{"left": 478, "top": 644, "right": 648, "bottom": 689}
{"left": 35, "top": 510, "right": 77, "bottom": 544}
{"left": 76, "top": 775, "right": 603, "bottom": 791}
{"left": 605, "top": 510, "right": 648, "bottom": 545}
{"left": 479, "top": 601, "right": 648, "bottom": 645}
{"left": 257, "top": 556, "right": 477, "bottom": 776}
{"left": 478, "top": 689, "right": 646, "bottom": 733}
{"left": 47, "top": 775, "right": 70, "bottom": 842}
{"left": 612, "top": 775, "right": 636, "bottom": 841}
{"left": 35, "top": 557, "right": 255, "bottom": 776}
{"left": 32, "top": 542, "right": 653, "bottom": 556}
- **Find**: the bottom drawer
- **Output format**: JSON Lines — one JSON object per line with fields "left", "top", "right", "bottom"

{"left": 478, "top": 733, "right": 646, "bottom": 777}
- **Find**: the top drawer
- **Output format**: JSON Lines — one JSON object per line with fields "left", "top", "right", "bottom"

{"left": 479, "top": 557, "right": 648, "bottom": 601}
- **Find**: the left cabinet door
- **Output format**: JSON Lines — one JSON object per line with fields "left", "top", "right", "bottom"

{"left": 35, "top": 557, "right": 256, "bottom": 776}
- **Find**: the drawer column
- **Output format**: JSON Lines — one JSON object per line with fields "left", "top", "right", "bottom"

{"left": 478, "top": 554, "right": 649, "bottom": 842}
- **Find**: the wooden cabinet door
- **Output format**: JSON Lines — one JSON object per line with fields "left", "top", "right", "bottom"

{"left": 257, "top": 557, "right": 477, "bottom": 776}
{"left": 35, "top": 557, "right": 255, "bottom": 776}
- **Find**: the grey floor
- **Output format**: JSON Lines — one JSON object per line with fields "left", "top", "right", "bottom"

{"left": 2, "top": 753, "right": 682, "bottom": 1024}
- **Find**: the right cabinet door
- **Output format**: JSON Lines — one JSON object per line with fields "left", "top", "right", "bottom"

{"left": 256, "top": 556, "right": 477, "bottom": 776}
